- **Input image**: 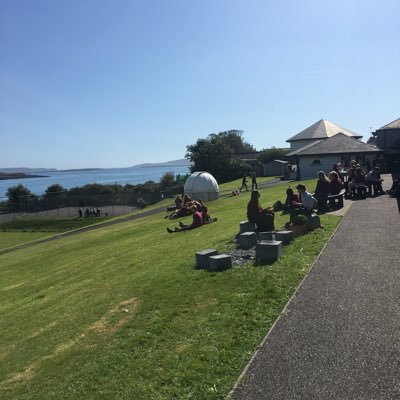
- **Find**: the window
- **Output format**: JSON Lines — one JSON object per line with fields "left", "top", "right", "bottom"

{"left": 311, "top": 159, "right": 322, "bottom": 166}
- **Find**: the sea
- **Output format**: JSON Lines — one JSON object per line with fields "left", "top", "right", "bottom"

{"left": 0, "top": 166, "right": 190, "bottom": 198}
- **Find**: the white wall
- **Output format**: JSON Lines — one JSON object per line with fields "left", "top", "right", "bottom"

{"left": 298, "top": 155, "right": 339, "bottom": 179}
{"left": 185, "top": 191, "right": 218, "bottom": 202}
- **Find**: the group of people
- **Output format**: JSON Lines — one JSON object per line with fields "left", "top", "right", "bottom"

{"left": 239, "top": 171, "right": 258, "bottom": 192}
{"left": 346, "top": 160, "right": 385, "bottom": 198}
{"left": 166, "top": 194, "right": 217, "bottom": 233}
{"left": 247, "top": 184, "right": 319, "bottom": 232}
{"left": 166, "top": 194, "right": 204, "bottom": 220}
{"left": 78, "top": 207, "right": 103, "bottom": 218}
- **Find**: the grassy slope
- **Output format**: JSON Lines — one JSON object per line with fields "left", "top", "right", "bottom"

{"left": 0, "top": 179, "right": 340, "bottom": 400}
{"left": 0, "top": 177, "right": 274, "bottom": 251}
{"left": 0, "top": 216, "right": 112, "bottom": 251}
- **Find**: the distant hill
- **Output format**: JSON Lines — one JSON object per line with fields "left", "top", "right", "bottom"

{"left": 0, "top": 172, "right": 48, "bottom": 180}
{"left": 133, "top": 159, "right": 191, "bottom": 168}
{"left": 0, "top": 167, "right": 57, "bottom": 173}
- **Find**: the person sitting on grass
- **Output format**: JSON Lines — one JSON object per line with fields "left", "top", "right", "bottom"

{"left": 174, "top": 195, "right": 183, "bottom": 208}
{"left": 247, "top": 190, "right": 275, "bottom": 232}
{"left": 284, "top": 186, "right": 300, "bottom": 211}
{"left": 290, "top": 184, "right": 318, "bottom": 222}
{"left": 201, "top": 206, "right": 218, "bottom": 224}
{"left": 167, "top": 205, "right": 203, "bottom": 233}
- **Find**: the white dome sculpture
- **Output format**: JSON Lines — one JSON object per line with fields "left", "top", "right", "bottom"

{"left": 184, "top": 172, "right": 219, "bottom": 202}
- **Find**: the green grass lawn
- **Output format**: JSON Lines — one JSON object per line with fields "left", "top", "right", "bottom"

{"left": 0, "top": 216, "right": 112, "bottom": 232}
{"left": 0, "top": 179, "right": 341, "bottom": 399}
{"left": 0, "top": 216, "right": 112, "bottom": 251}
{"left": 0, "top": 231, "right": 53, "bottom": 251}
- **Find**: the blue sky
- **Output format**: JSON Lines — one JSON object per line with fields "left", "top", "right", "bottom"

{"left": 1, "top": 0, "right": 399, "bottom": 169}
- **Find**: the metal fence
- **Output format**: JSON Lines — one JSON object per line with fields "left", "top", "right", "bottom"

{"left": 0, "top": 186, "right": 184, "bottom": 223}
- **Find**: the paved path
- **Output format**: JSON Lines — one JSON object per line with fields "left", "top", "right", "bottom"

{"left": 230, "top": 175, "right": 400, "bottom": 400}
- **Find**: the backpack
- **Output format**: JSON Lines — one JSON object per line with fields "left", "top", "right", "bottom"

{"left": 273, "top": 200, "right": 284, "bottom": 212}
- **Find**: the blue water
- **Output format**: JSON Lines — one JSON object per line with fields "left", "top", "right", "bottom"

{"left": 0, "top": 166, "right": 190, "bottom": 198}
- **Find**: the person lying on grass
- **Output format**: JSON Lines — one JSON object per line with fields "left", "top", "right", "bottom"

{"left": 165, "top": 199, "right": 204, "bottom": 220}
{"left": 167, "top": 205, "right": 217, "bottom": 233}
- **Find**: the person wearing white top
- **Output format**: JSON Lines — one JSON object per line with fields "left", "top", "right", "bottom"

{"left": 296, "top": 184, "right": 318, "bottom": 211}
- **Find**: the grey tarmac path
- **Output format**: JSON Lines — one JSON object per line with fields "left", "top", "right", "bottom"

{"left": 230, "top": 175, "right": 400, "bottom": 400}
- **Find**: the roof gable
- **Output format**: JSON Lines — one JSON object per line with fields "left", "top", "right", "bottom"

{"left": 286, "top": 119, "right": 362, "bottom": 142}
{"left": 287, "top": 133, "right": 381, "bottom": 156}
{"left": 379, "top": 118, "right": 400, "bottom": 130}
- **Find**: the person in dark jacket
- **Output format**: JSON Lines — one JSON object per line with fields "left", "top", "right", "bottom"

{"left": 284, "top": 186, "right": 300, "bottom": 210}
{"left": 314, "top": 171, "right": 330, "bottom": 210}
{"left": 247, "top": 190, "right": 275, "bottom": 232}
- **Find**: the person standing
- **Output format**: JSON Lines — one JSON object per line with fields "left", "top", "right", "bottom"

{"left": 251, "top": 171, "right": 258, "bottom": 190}
{"left": 239, "top": 174, "right": 248, "bottom": 192}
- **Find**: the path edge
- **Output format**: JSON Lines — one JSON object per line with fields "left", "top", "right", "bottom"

{"left": 226, "top": 203, "right": 353, "bottom": 399}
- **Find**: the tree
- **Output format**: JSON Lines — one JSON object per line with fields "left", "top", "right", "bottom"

{"left": 160, "top": 171, "right": 175, "bottom": 189}
{"left": 6, "top": 184, "right": 33, "bottom": 212}
{"left": 257, "top": 147, "right": 289, "bottom": 164}
{"left": 209, "top": 130, "right": 256, "bottom": 153}
{"left": 45, "top": 184, "right": 65, "bottom": 194}
{"left": 186, "top": 130, "right": 255, "bottom": 183}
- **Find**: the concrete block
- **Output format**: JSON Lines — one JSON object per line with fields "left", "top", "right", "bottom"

{"left": 238, "top": 232, "right": 258, "bottom": 249}
{"left": 195, "top": 249, "right": 218, "bottom": 269}
{"left": 258, "top": 231, "right": 274, "bottom": 241}
{"left": 240, "top": 221, "right": 256, "bottom": 233}
{"left": 256, "top": 240, "right": 282, "bottom": 263}
{"left": 307, "top": 214, "right": 321, "bottom": 230}
{"left": 207, "top": 254, "right": 232, "bottom": 272}
{"left": 274, "top": 230, "right": 293, "bottom": 244}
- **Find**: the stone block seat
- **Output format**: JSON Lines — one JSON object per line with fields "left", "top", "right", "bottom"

{"left": 195, "top": 249, "right": 218, "bottom": 269}
{"left": 274, "top": 230, "right": 293, "bottom": 244}
{"left": 258, "top": 231, "right": 274, "bottom": 241}
{"left": 240, "top": 221, "right": 256, "bottom": 233}
{"left": 207, "top": 254, "right": 232, "bottom": 272}
{"left": 256, "top": 240, "right": 282, "bottom": 263}
{"left": 238, "top": 232, "right": 258, "bottom": 249}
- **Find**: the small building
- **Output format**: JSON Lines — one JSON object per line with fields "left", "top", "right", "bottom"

{"left": 287, "top": 119, "right": 362, "bottom": 152}
{"left": 285, "top": 119, "right": 382, "bottom": 179}
{"left": 184, "top": 172, "right": 219, "bottom": 201}
{"left": 263, "top": 159, "right": 289, "bottom": 177}
{"left": 372, "top": 118, "right": 400, "bottom": 171}
{"left": 287, "top": 133, "right": 381, "bottom": 180}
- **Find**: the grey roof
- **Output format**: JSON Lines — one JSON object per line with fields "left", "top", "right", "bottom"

{"left": 287, "top": 133, "right": 381, "bottom": 157}
{"left": 286, "top": 119, "right": 362, "bottom": 142}
{"left": 378, "top": 118, "right": 400, "bottom": 130}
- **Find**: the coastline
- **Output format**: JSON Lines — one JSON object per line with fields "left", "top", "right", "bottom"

{"left": 0, "top": 173, "right": 48, "bottom": 181}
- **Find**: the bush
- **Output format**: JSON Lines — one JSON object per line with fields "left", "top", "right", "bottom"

{"left": 292, "top": 214, "right": 308, "bottom": 225}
